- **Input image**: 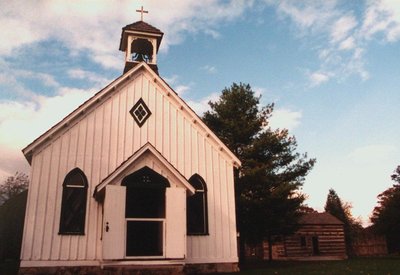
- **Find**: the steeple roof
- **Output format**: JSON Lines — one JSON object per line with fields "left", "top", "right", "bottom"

{"left": 119, "top": 21, "right": 164, "bottom": 51}
{"left": 123, "top": 21, "right": 163, "bottom": 34}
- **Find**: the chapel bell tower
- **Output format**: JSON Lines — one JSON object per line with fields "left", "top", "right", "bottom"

{"left": 119, "top": 7, "right": 164, "bottom": 74}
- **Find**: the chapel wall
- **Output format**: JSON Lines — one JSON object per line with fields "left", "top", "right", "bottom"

{"left": 21, "top": 70, "right": 238, "bottom": 263}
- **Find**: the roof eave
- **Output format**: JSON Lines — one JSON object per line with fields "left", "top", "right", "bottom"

{"left": 22, "top": 64, "right": 148, "bottom": 162}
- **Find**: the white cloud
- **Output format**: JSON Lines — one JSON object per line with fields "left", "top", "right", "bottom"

{"left": 269, "top": 108, "right": 302, "bottom": 131}
{"left": 68, "top": 68, "right": 111, "bottom": 86}
{"left": 277, "top": 1, "right": 338, "bottom": 34}
{"left": 273, "top": 0, "right": 400, "bottom": 85}
{"left": 0, "top": 87, "right": 96, "bottom": 180}
{"left": 186, "top": 92, "right": 221, "bottom": 115}
{"left": 361, "top": 0, "right": 400, "bottom": 42}
{"left": 175, "top": 85, "right": 191, "bottom": 96}
{"left": 201, "top": 65, "right": 217, "bottom": 74}
{"left": 330, "top": 15, "right": 357, "bottom": 43}
{"left": 339, "top": 36, "right": 356, "bottom": 50}
{"left": 0, "top": 0, "right": 252, "bottom": 69}
{"left": 309, "top": 71, "right": 331, "bottom": 87}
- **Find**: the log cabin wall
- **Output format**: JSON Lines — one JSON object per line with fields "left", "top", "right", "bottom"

{"left": 260, "top": 213, "right": 347, "bottom": 260}
{"left": 283, "top": 224, "right": 346, "bottom": 259}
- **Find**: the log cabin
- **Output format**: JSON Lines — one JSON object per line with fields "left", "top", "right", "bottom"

{"left": 246, "top": 212, "right": 347, "bottom": 261}
{"left": 266, "top": 212, "right": 347, "bottom": 260}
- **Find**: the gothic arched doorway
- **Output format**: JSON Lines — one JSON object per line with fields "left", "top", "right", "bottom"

{"left": 122, "top": 166, "right": 169, "bottom": 257}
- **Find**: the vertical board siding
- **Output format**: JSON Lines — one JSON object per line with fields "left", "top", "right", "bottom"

{"left": 43, "top": 139, "right": 61, "bottom": 260}
{"left": 51, "top": 134, "right": 69, "bottom": 259}
{"left": 22, "top": 71, "right": 238, "bottom": 263}
{"left": 32, "top": 147, "right": 50, "bottom": 260}
{"left": 22, "top": 152, "right": 42, "bottom": 259}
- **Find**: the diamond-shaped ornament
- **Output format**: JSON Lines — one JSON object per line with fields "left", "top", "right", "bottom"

{"left": 130, "top": 98, "right": 151, "bottom": 127}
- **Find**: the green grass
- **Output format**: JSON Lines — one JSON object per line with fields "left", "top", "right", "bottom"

{"left": 2, "top": 257, "right": 399, "bottom": 275}
{"left": 234, "top": 257, "right": 400, "bottom": 275}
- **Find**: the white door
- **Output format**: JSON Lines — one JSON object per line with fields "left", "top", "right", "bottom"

{"left": 165, "top": 187, "right": 186, "bottom": 259}
{"left": 102, "top": 185, "right": 126, "bottom": 260}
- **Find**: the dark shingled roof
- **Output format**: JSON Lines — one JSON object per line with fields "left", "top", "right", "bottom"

{"left": 122, "top": 21, "right": 163, "bottom": 35}
{"left": 299, "top": 212, "right": 344, "bottom": 225}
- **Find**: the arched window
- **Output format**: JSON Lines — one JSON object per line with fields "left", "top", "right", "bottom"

{"left": 187, "top": 174, "right": 208, "bottom": 235}
{"left": 59, "top": 168, "right": 88, "bottom": 235}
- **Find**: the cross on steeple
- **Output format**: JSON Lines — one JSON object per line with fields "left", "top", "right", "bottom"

{"left": 136, "top": 6, "right": 148, "bottom": 21}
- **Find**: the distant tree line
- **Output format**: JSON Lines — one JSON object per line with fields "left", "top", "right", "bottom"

{"left": 0, "top": 172, "right": 29, "bottom": 262}
{"left": 370, "top": 165, "right": 400, "bottom": 253}
{"left": 0, "top": 172, "right": 28, "bottom": 205}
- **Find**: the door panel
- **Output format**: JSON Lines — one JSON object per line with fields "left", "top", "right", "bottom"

{"left": 102, "top": 185, "right": 126, "bottom": 260}
{"left": 166, "top": 187, "right": 186, "bottom": 259}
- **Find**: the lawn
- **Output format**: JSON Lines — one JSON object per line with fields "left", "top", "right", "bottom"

{"left": 2, "top": 257, "right": 399, "bottom": 274}
{"left": 234, "top": 257, "right": 400, "bottom": 275}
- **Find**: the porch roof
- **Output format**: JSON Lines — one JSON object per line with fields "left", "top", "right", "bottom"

{"left": 93, "top": 142, "right": 195, "bottom": 198}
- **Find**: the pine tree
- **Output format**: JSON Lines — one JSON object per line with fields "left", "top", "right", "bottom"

{"left": 324, "top": 189, "right": 361, "bottom": 256}
{"left": 203, "top": 82, "right": 315, "bottom": 260}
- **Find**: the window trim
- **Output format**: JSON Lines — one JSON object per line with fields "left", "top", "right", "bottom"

{"left": 59, "top": 168, "right": 88, "bottom": 235}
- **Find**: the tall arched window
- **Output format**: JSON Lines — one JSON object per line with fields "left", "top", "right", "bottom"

{"left": 59, "top": 168, "right": 88, "bottom": 235}
{"left": 187, "top": 174, "right": 208, "bottom": 235}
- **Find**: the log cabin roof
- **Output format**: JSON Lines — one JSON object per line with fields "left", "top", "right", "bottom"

{"left": 299, "top": 212, "right": 344, "bottom": 225}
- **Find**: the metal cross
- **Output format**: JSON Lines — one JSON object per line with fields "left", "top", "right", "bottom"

{"left": 136, "top": 6, "right": 148, "bottom": 21}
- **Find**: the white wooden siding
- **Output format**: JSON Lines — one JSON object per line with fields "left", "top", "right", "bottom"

{"left": 21, "top": 70, "right": 238, "bottom": 264}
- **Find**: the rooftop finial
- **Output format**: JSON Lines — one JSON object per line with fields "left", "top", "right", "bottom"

{"left": 136, "top": 6, "right": 148, "bottom": 21}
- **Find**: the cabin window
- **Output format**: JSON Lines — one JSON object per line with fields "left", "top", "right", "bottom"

{"left": 187, "top": 174, "right": 208, "bottom": 235}
{"left": 59, "top": 168, "right": 88, "bottom": 235}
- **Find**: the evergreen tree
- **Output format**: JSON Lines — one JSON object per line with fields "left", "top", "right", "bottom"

{"left": 324, "top": 189, "right": 348, "bottom": 222}
{"left": 203, "top": 83, "right": 315, "bottom": 261}
{"left": 371, "top": 165, "right": 400, "bottom": 253}
{"left": 324, "top": 189, "right": 361, "bottom": 256}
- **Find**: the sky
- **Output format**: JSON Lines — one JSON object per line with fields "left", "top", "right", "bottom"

{"left": 0, "top": 0, "right": 399, "bottom": 225}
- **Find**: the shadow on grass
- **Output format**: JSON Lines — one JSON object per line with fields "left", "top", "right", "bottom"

{"left": 0, "top": 260, "right": 20, "bottom": 275}
{"left": 231, "top": 256, "right": 400, "bottom": 275}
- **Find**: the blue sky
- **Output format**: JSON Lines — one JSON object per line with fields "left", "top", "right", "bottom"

{"left": 1, "top": 0, "right": 399, "bottom": 225}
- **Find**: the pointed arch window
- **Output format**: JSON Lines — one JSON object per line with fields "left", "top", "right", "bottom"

{"left": 59, "top": 168, "right": 88, "bottom": 235}
{"left": 187, "top": 174, "right": 208, "bottom": 235}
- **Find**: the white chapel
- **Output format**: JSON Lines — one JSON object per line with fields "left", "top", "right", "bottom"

{"left": 19, "top": 10, "right": 241, "bottom": 274}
